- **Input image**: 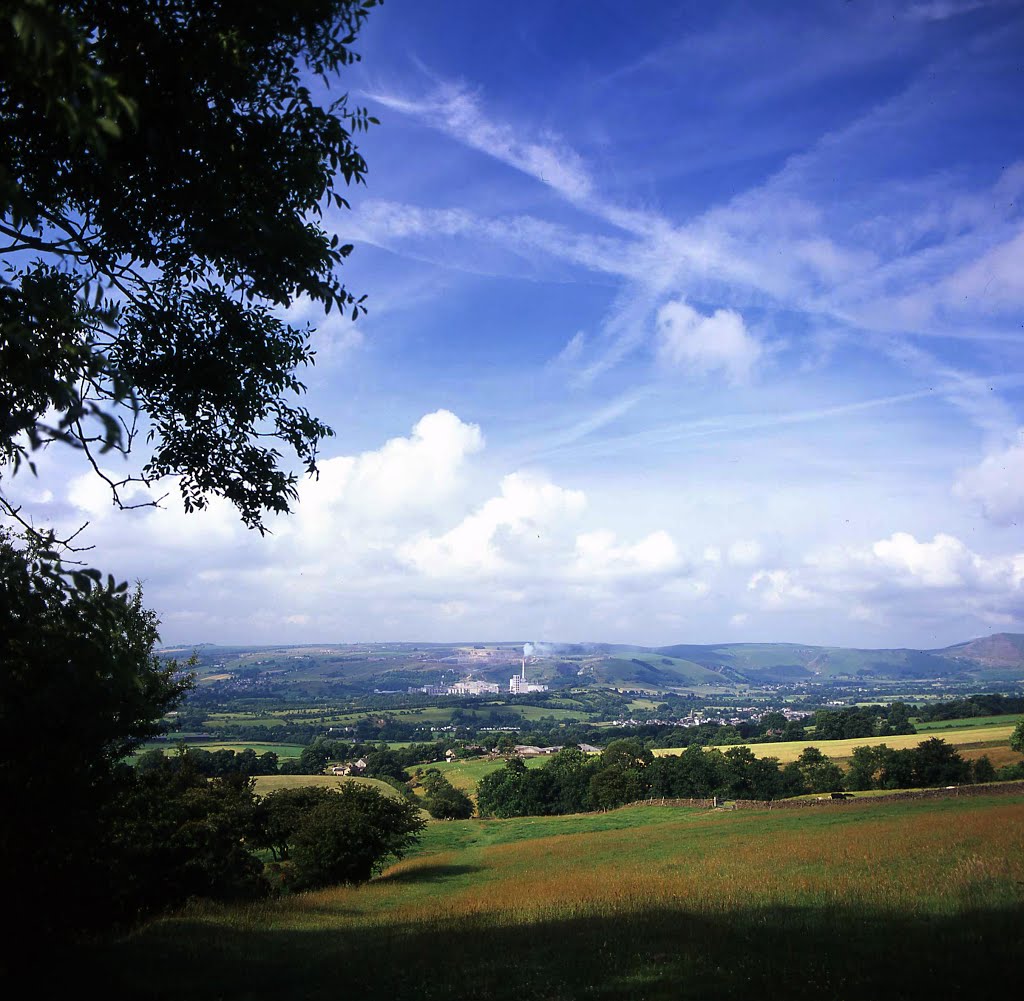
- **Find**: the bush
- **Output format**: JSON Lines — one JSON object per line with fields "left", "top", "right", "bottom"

{"left": 421, "top": 771, "right": 474, "bottom": 820}
{"left": 288, "top": 784, "right": 425, "bottom": 890}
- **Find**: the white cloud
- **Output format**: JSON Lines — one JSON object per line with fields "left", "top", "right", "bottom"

{"left": 954, "top": 431, "right": 1024, "bottom": 524}
{"left": 806, "top": 530, "right": 1024, "bottom": 593}
{"left": 399, "top": 471, "right": 586, "bottom": 578}
{"left": 871, "top": 532, "right": 973, "bottom": 587}
{"left": 655, "top": 300, "right": 762, "bottom": 384}
{"left": 293, "top": 409, "right": 484, "bottom": 533}
{"left": 747, "top": 569, "right": 815, "bottom": 608}
{"left": 940, "top": 228, "right": 1024, "bottom": 314}
{"left": 548, "top": 330, "right": 586, "bottom": 369}
{"left": 572, "top": 529, "right": 680, "bottom": 580}
{"left": 370, "top": 83, "right": 594, "bottom": 201}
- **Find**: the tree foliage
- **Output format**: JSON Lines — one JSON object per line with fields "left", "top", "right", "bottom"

{"left": 287, "top": 783, "right": 425, "bottom": 890}
{"left": 0, "top": 533, "right": 192, "bottom": 934}
{"left": 1, "top": 0, "right": 379, "bottom": 532}
{"left": 108, "top": 753, "right": 267, "bottom": 922}
{"left": 0, "top": 0, "right": 384, "bottom": 939}
{"left": 420, "top": 769, "right": 474, "bottom": 820}
{"left": 1010, "top": 719, "right": 1024, "bottom": 755}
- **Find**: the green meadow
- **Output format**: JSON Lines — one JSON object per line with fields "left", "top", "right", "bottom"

{"left": 86, "top": 792, "right": 1024, "bottom": 1000}
{"left": 251, "top": 774, "right": 407, "bottom": 800}
{"left": 425, "top": 754, "right": 548, "bottom": 793}
{"left": 135, "top": 741, "right": 306, "bottom": 759}
{"left": 914, "top": 713, "right": 1024, "bottom": 732}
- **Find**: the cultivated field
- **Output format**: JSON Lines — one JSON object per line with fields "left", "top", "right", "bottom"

{"left": 654, "top": 723, "right": 1018, "bottom": 763}
{"left": 915, "top": 713, "right": 1024, "bottom": 732}
{"left": 88, "top": 792, "right": 1024, "bottom": 1000}
{"left": 425, "top": 754, "right": 548, "bottom": 794}
{"left": 251, "top": 775, "right": 406, "bottom": 799}
{"left": 135, "top": 740, "right": 306, "bottom": 759}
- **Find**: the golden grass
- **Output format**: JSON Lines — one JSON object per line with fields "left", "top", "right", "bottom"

{"left": 959, "top": 745, "right": 1024, "bottom": 769}
{"left": 97, "top": 795, "right": 1024, "bottom": 1001}
{"left": 653, "top": 724, "right": 1017, "bottom": 763}
{"left": 174, "top": 796, "right": 1024, "bottom": 937}
{"left": 252, "top": 775, "right": 404, "bottom": 799}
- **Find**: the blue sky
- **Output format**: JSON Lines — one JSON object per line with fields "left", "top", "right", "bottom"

{"left": 14, "top": 0, "right": 1024, "bottom": 649}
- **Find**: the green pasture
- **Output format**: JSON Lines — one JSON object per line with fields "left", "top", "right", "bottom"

{"left": 251, "top": 775, "right": 406, "bottom": 800}
{"left": 88, "top": 792, "right": 1024, "bottom": 1000}
{"left": 204, "top": 715, "right": 287, "bottom": 730}
{"left": 424, "top": 755, "right": 548, "bottom": 795}
{"left": 914, "top": 713, "right": 1024, "bottom": 732}
{"left": 654, "top": 723, "right": 1018, "bottom": 763}
{"left": 135, "top": 741, "right": 306, "bottom": 759}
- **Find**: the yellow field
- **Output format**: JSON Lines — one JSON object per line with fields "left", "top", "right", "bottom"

{"left": 652, "top": 723, "right": 1017, "bottom": 763}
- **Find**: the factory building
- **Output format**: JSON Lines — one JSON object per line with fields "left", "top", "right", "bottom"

{"left": 509, "top": 658, "right": 547, "bottom": 694}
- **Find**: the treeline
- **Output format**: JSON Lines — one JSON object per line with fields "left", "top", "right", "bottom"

{"left": 807, "top": 702, "right": 915, "bottom": 740}
{"left": 139, "top": 738, "right": 460, "bottom": 782}
{"left": 86, "top": 751, "right": 424, "bottom": 930}
{"left": 916, "top": 694, "right": 1024, "bottom": 722}
{"left": 844, "top": 740, "right": 1010, "bottom": 789}
{"left": 477, "top": 738, "right": 1009, "bottom": 818}
{"left": 139, "top": 746, "right": 282, "bottom": 776}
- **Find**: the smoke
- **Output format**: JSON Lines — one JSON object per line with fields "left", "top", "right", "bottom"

{"left": 523, "top": 642, "right": 534, "bottom": 657}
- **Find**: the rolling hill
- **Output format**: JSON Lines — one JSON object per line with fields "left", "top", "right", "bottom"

{"left": 164, "top": 633, "right": 1024, "bottom": 693}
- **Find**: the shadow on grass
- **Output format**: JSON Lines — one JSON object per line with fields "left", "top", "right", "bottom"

{"left": 78, "top": 900, "right": 1024, "bottom": 1001}
{"left": 377, "top": 863, "right": 482, "bottom": 885}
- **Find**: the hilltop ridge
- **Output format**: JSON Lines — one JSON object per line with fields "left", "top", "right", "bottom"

{"left": 165, "top": 633, "right": 1024, "bottom": 695}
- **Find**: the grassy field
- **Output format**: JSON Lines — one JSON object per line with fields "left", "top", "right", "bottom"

{"left": 654, "top": 723, "right": 1018, "bottom": 763}
{"left": 425, "top": 755, "right": 548, "bottom": 794}
{"left": 915, "top": 713, "right": 1024, "bottom": 732}
{"left": 136, "top": 741, "right": 306, "bottom": 759}
{"left": 251, "top": 774, "right": 407, "bottom": 800}
{"left": 87, "top": 792, "right": 1024, "bottom": 1000}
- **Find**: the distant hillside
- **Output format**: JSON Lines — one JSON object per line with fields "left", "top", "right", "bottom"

{"left": 165, "top": 633, "right": 1024, "bottom": 694}
{"left": 652, "top": 634, "right": 1024, "bottom": 684}
{"left": 938, "top": 633, "right": 1024, "bottom": 667}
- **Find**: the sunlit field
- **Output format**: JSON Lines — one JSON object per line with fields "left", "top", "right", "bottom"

{"left": 251, "top": 775, "right": 407, "bottom": 800}
{"left": 134, "top": 741, "right": 306, "bottom": 759}
{"left": 914, "top": 713, "right": 1024, "bottom": 732}
{"left": 655, "top": 723, "right": 1017, "bottom": 763}
{"left": 427, "top": 754, "right": 548, "bottom": 793}
{"left": 88, "top": 793, "right": 1024, "bottom": 1000}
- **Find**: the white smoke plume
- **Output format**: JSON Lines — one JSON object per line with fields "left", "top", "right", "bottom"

{"left": 523, "top": 642, "right": 535, "bottom": 657}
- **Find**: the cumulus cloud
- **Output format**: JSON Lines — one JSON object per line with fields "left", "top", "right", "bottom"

{"left": 734, "top": 529, "right": 1024, "bottom": 636}
{"left": 748, "top": 569, "right": 816, "bottom": 608}
{"left": 871, "top": 532, "right": 973, "bottom": 587}
{"left": 954, "top": 432, "right": 1024, "bottom": 524}
{"left": 293, "top": 410, "right": 484, "bottom": 530}
{"left": 572, "top": 529, "right": 680, "bottom": 580}
{"left": 655, "top": 299, "right": 763, "bottom": 384}
{"left": 399, "top": 471, "right": 586, "bottom": 578}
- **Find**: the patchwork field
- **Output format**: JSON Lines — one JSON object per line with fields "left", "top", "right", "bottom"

{"left": 655, "top": 723, "right": 1018, "bottom": 763}
{"left": 87, "top": 793, "right": 1024, "bottom": 1000}
{"left": 915, "top": 713, "right": 1024, "bottom": 732}
{"left": 135, "top": 741, "right": 306, "bottom": 759}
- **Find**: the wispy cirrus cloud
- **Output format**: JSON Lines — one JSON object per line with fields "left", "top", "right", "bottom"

{"left": 369, "top": 82, "right": 595, "bottom": 202}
